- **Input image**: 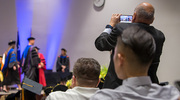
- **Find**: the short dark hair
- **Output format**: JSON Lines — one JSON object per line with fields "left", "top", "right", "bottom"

{"left": 135, "top": 5, "right": 154, "bottom": 22}
{"left": 28, "top": 37, "right": 35, "bottom": 41}
{"left": 117, "top": 26, "right": 156, "bottom": 65}
{"left": 73, "top": 58, "right": 100, "bottom": 87}
{"left": 61, "top": 48, "right": 67, "bottom": 52}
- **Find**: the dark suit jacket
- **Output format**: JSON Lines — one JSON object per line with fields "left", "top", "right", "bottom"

{"left": 95, "top": 23, "right": 165, "bottom": 89}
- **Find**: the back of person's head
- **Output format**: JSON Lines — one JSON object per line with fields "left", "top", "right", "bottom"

{"left": 73, "top": 58, "right": 100, "bottom": 87}
{"left": 132, "top": 2, "right": 155, "bottom": 25}
{"left": 114, "top": 26, "right": 156, "bottom": 79}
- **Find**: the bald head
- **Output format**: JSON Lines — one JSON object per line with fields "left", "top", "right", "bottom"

{"left": 133, "top": 2, "right": 155, "bottom": 25}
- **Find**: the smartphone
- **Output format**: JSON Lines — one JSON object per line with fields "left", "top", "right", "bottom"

{"left": 120, "top": 15, "right": 133, "bottom": 23}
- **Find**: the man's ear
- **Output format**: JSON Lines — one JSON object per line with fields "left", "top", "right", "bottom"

{"left": 96, "top": 78, "right": 101, "bottom": 87}
{"left": 72, "top": 75, "right": 76, "bottom": 88}
{"left": 153, "top": 16, "right": 155, "bottom": 21}
{"left": 132, "top": 13, "right": 136, "bottom": 23}
{"left": 118, "top": 53, "right": 124, "bottom": 66}
{"left": 149, "top": 17, "right": 155, "bottom": 24}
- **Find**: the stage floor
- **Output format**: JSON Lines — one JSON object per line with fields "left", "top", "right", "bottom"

{"left": 0, "top": 90, "right": 45, "bottom": 100}
{"left": 0, "top": 90, "right": 18, "bottom": 95}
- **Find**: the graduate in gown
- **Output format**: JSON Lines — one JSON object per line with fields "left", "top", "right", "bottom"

{"left": 56, "top": 48, "right": 70, "bottom": 85}
{"left": 21, "top": 37, "right": 40, "bottom": 100}
{"left": 34, "top": 46, "right": 47, "bottom": 87}
{"left": 21, "top": 37, "right": 40, "bottom": 81}
{"left": 2, "top": 40, "right": 21, "bottom": 92}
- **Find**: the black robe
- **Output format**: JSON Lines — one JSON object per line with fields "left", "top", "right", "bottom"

{"left": 21, "top": 46, "right": 40, "bottom": 82}
{"left": 56, "top": 55, "right": 70, "bottom": 81}
{"left": 21, "top": 46, "right": 40, "bottom": 100}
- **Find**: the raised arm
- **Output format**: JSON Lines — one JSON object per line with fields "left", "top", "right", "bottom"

{"left": 95, "top": 14, "right": 122, "bottom": 51}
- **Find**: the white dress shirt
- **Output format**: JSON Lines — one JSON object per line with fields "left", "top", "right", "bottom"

{"left": 91, "top": 76, "right": 180, "bottom": 100}
{"left": 46, "top": 86, "right": 99, "bottom": 100}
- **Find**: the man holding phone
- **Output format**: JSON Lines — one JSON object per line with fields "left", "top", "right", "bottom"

{"left": 95, "top": 2, "right": 165, "bottom": 89}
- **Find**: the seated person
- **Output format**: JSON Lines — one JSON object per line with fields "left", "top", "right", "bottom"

{"left": 46, "top": 58, "right": 100, "bottom": 100}
{"left": 91, "top": 26, "right": 180, "bottom": 100}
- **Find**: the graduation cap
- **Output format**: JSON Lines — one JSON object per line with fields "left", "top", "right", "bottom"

{"left": 27, "top": 37, "right": 35, "bottom": 41}
{"left": 8, "top": 40, "right": 16, "bottom": 46}
{"left": 22, "top": 77, "right": 43, "bottom": 95}
{"left": 34, "top": 46, "right": 40, "bottom": 50}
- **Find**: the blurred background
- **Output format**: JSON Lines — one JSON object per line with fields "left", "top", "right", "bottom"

{"left": 0, "top": 0, "right": 179, "bottom": 85}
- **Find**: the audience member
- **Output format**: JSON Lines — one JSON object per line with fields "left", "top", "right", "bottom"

{"left": 95, "top": 2, "right": 165, "bottom": 89}
{"left": 91, "top": 26, "right": 179, "bottom": 100}
{"left": 46, "top": 58, "right": 100, "bottom": 100}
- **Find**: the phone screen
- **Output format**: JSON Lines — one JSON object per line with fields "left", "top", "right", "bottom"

{"left": 120, "top": 15, "right": 132, "bottom": 23}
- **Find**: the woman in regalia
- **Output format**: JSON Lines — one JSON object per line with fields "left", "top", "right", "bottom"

{"left": 2, "top": 40, "right": 21, "bottom": 92}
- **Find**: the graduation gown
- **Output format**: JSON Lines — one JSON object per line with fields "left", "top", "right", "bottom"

{"left": 2, "top": 48, "right": 20, "bottom": 85}
{"left": 21, "top": 45, "right": 40, "bottom": 82}
{"left": 38, "top": 53, "right": 46, "bottom": 87}
{"left": 56, "top": 55, "right": 70, "bottom": 80}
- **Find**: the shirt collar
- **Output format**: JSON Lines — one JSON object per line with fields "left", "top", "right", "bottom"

{"left": 73, "top": 86, "right": 99, "bottom": 92}
{"left": 133, "top": 22, "right": 150, "bottom": 26}
{"left": 122, "top": 76, "right": 152, "bottom": 86}
{"left": 73, "top": 86, "right": 99, "bottom": 90}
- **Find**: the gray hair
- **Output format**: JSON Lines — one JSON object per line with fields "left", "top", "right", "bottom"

{"left": 135, "top": 5, "right": 155, "bottom": 21}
